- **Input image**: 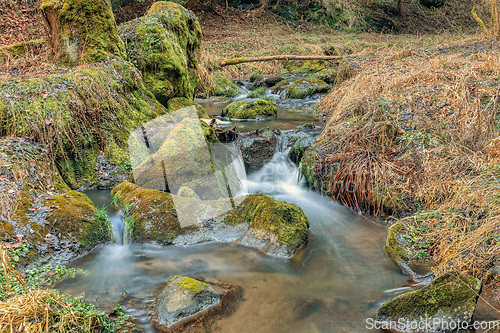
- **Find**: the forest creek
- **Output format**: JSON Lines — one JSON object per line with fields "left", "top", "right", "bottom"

{"left": 1, "top": 0, "right": 500, "bottom": 332}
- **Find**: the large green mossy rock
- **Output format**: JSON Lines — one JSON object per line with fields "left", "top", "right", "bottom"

{"left": 222, "top": 99, "right": 278, "bottom": 120}
{"left": 118, "top": 1, "right": 202, "bottom": 103}
{"left": 224, "top": 194, "right": 309, "bottom": 254}
{"left": 377, "top": 271, "right": 481, "bottom": 330}
{"left": 111, "top": 181, "right": 184, "bottom": 244}
{"left": 40, "top": 0, "right": 126, "bottom": 65}
{"left": 286, "top": 79, "right": 330, "bottom": 99}
{"left": 0, "top": 137, "right": 111, "bottom": 267}
{"left": 168, "top": 97, "right": 209, "bottom": 118}
{"left": 0, "top": 59, "right": 168, "bottom": 188}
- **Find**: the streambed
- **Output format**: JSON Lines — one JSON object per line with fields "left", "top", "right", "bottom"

{"left": 56, "top": 78, "right": 410, "bottom": 332}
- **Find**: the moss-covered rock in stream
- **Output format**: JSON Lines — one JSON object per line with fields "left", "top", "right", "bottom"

{"left": 376, "top": 271, "right": 481, "bottom": 331}
{"left": 0, "top": 59, "right": 168, "bottom": 189}
{"left": 385, "top": 222, "right": 410, "bottom": 262}
{"left": 222, "top": 99, "right": 277, "bottom": 120}
{"left": 40, "top": 0, "right": 126, "bottom": 65}
{"left": 213, "top": 71, "right": 240, "bottom": 97}
{"left": 0, "top": 137, "right": 112, "bottom": 267}
{"left": 168, "top": 97, "right": 209, "bottom": 118}
{"left": 224, "top": 194, "right": 309, "bottom": 256}
{"left": 247, "top": 86, "right": 266, "bottom": 99}
{"left": 153, "top": 276, "right": 241, "bottom": 332}
{"left": 118, "top": 1, "right": 202, "bottom": 103}
{"left": 287, "top": 133, "right": 315, "bottom": 165}
{"left": 286, "top": 79, "right": 330, "bottom": 99}
{"left": 111, "top": 181, "right": 185, "bottom": 244}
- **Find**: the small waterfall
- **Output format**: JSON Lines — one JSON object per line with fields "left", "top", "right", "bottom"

{"left": 108, "top": 210, "right": 128, "bottom": 245}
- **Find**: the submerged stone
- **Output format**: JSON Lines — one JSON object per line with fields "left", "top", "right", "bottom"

{"left": 222, "top": 99, "right": 278, "bottom": 120}
{"left": 376, "top": 271, "right": 481, "bottom": 332}
{"left": 40, "top": 0, "right": 126, "bottom": 64}
{"left": 286, "top": 79, "right": 330, "bottom": 99}
{"left": 118, "top": 1, "right": 202, "bottom": 102}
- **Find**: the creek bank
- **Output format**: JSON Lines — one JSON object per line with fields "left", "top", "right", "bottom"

{"left": 376, "top": 271, "right": 481, "bottom": 332}
{"left": 298, "top": 42, "right": 500, "bottom": 323}
{"left": 0, "top": 137, "right": 112, "bottom": 268}
{"left": 153, "top": 276, "right": 242, "bottom": 332}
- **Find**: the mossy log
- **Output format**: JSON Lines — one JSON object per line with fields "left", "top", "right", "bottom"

{"left": 218, "top": 55, "right": 343, "bottom": 67}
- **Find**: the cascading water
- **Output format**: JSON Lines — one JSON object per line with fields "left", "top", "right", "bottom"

{"left": 59, "top": 140, "right": 409, "bottom": 333}
{"left": 55, "top": 78, "right": 413, "bottom": 332}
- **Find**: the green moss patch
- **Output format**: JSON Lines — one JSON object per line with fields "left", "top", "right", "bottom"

{"left": 377, "top": 271, "right": 481, "bottom": 324}
{"left": 222, "top": 99, "right": 277, "bottom": 119}
{"left": 168, "top": 97, "right": 209, "bottom": 118}
{"left": 177, "top": 276, "right": 208, "bottom": 294}
{"left": 224, "top": 194, "right": 309, "bottom": 250}
{"left": 286, "top": 79, "right": 330, "bottom": 99}
{"left": 118, "top": 1, "right": 202, "bottom": 102}
{"left": 0, "top": 59, "right": 168, "bottom": 188}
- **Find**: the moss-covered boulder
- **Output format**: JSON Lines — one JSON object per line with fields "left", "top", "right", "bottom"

{"left": 247, "top": 86, "right": 266, "bottom": 99}
{"left": 271, "top": 79, "right": 290, "bottom": 94}
{"left": 168, "top": 97, "right": 209, "bottom": 118}
{"left": 224, "top": 194, "right": 309, "bottom": 256}
{"left": 111, "top": 181, "right": 184, "bottom": 244}
{"left": 222, "top": 99, "right": 278, "bottom": 120}
{"left": 0, "top": 137, "right": 111, "bottom": 267}
{"left": 0, "top": 59, "right": 168, "bottom": 188}
{"left": 40, "top": 0, "right": 126, "bottom": 65}
{"left": 118, "top": 1, "right": 202, "bottom": 103}
{"left": 376, "top": 271, "right": 481, "bottom": 330}
{"left": 283, "top": 58, "right": 327, "bottom": 74}
{"left": 286, "top": 79, "right": 330, "bottom": 99}
{"left": 236, "top": 129, "right": 278, "bottom": 172}
{"left": 213, "top": 71, "right": 240, "bottom": 97}
{"left": 287, "top": 133, "right": 315, "bottom": 165}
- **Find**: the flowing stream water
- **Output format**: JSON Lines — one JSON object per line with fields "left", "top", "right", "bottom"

{"left": 56, "top": 80, "right": 413, "bottom": 332}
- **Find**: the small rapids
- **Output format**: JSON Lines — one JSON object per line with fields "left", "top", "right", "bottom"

{"left": 56, "top": 77, "right": 409, "bottom": 332}
{"left": 58, "top": 144, "right": 408, "bottom": 332}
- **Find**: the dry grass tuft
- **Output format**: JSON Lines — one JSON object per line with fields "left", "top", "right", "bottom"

{"left": 312, "top": 38, "right": 500, "bottom": 290}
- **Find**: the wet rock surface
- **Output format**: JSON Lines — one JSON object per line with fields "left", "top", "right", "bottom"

{"left": 153, "top": 276, "right": 242, "bottom": 332}
{"left": 236, "top": 129, "right": 279, "bottom": 172}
